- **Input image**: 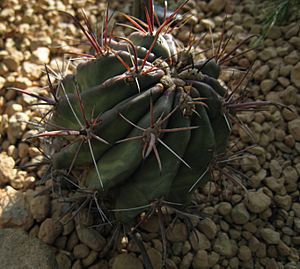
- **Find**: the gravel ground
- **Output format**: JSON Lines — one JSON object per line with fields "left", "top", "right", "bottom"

{"left": 0, "top": 0, "right": 300, "bottom": 268}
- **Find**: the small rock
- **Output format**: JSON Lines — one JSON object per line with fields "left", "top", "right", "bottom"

{"left": 0, "top": 228, "right": 58, "bottom": 269}
{"left": 245, "top": 189, "right": 271, "bottom": 213}
{"left": 29, "top": 194, "right": 50, "bottom": 222}
{"left": 258, "top": 47, "right": 277, "bottom": 61}
{"left": 0, "top": 186, "right": 33, "bottom": 229}
{"left": 269, "top": 159, "right": 282, "bottom": 178}
{"left": 260, "top": 79, "right": 276, "bottom": 94}
{"left": 180, "top": 252, "right": 193, "bottom": 269}
{"left": 7, "top": 112, "right": 29, "bottom": 143}
{"left": 82, "top": 250, "right": 98, "bottom": 267}
{"left": 147, "top": 248, "right": 162, "bottom": 269}
{"left": 56, "top": 252, "right": 71, "bottom": 269}
{"left": 189, "top": 230, "right": 211, "bottom": 251}
{"left": 38, "top": 218, "right": 63, "bottom": 244}
{"left": 73, "top": 244, "right": 90, "bottom": 259}
{"left": 213, "top": 232, "right": 234, "bottom": 257}
{"left": 231, "top": 203, "right": 250, "bottom": 225}
{"left": 238, "top": 245, "right": 252, "bottom": 261}
{"left": 253, "top": 65, "right": 270, "bottom": 81}
{"left": 166, "top": 222, "right": 188, "bottom": 242}
{"left": 292, "top": 203, "right": 300, "bottom": 217}
{"left": 208, "top": 0, "right": 226, "bottom": 13}
{"left": 0, "top": 152, "right": 16, "bottom": 185}
{"left": 291, "top": 62, "right": 300, "bottom": 87}
{"left": 198, "top": 218, "right": 217, "bottom": 239}
{"left": 192, "top": 250, "right": 209, "bottom": 269}
{"left": 32, "top": 47, "right": 50, "bottom": 64}
{"left": 290, "top": 36, "right": 300, "bottom": 49}
{"left": 288, "top": 119, "right": 300, "bottom": 141}
{"left": 112, "top": 253, "right": 143, "bottom": 269}
{"left": 217, "top": 202, "right": 232, "bottom": 215}
{"left": 76, "top": 225, "right": 106, "bottom": 251}
{"left": 260, "top": 228, "right": 280, "bottom": 244}
{"left": 274, "top": 195, "right": 292, "bottom": 210}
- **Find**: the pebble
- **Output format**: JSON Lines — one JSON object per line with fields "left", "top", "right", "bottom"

{"left": 76, "top": 225, "right": 106, "bottom": 251}
{"left": 260, "top": 228, "right": 281, "bottom": 244}
{"left": 112, "top": 253, "right": 143, "bottom": 269}
{"left": 290, "top": 62, "right": 300, "bottom": 87}
{"left": 198, "top": 218, "right": 217, "bottom": 239}
{"left": 208, "top": 0, "right": 226, "bottom": 13}
{"left": 38, "top": 218, "right": 63, "bottom": 245}
{"left": 238, "top": 245, "right": 252, "bottom": 261}
{"left": 56, "top": 252, "right": 71, "bottom": 269}
{"left": 73, "top": 244, "right": 90, "bottom": 259}
{"left": 146, "top": 248, "right": 162, "bottom": 269}
{"left": 0, "top": 152, "right": 16, "bottom": 185}
{"left": 0, "top": 186, "right": 33, "bottom": 229}
{"left": 288, "top": 119, "right": 300, "bottom": 141}
{"left": 217, "top": 202, "right": 232, "bottom": 215}
{"left": 213, "top": 232, "right": 234, "bottom": 258}
{"left": 31, "top": 47, "right": 50, "bottom": 64}
{"left": 231, "top": 202, "right": 250, "bottom": 225}
{"left": 245, "top": 189, "right": 271, "bottom": 213}
{"left": 166, "top": 223, "right": 188, "bottom": 242}
{"left": 189, "top": 230, "right": 211, "bottom": 251}
{"left": 29, "top": 194, "right": 50, "bottom": 222}
{"left": 192, "top": 250, "right": 209, "bottom": 269}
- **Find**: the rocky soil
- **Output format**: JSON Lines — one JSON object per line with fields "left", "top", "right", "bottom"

{"left": 0, "top": 0, "right": 300, "bottom": 268}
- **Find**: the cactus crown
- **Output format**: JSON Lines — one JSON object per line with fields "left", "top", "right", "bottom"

{"left": 22, "top": 1, "right": 271, "bottom": 234}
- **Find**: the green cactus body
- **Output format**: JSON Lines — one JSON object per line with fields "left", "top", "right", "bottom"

{"left": 37, "top": 1, "right": 242, "bottom": 227}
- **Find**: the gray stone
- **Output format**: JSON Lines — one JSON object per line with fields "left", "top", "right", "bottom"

{"left": 76, "top": 225, "right": 106, "bottom": 251}
{"left": 0, "top": 228, "right": 58, "bottom": 269}
{"left": 260, "top": 228, "right": 280, "bottom": 244}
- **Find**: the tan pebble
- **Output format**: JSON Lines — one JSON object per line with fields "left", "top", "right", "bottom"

{"left": 0, "top": 76, "right": 5, "bottom": 89}
{"left": 5, "top": 103, "right": 23, "bottom": 116}
{"left": 31, "top": 47, "right": 50, "bottom": 64}
{"left": 7, "top": 144, "right": 18, "bottom": 159}
{"left": 0, "top": 62, "right": 8, "bottom": 76}
{"left": 18, "top": 142, "right": 29, "bottom": 158}
{"left": 28, "top": 146, "right": 41, "bottom": 157}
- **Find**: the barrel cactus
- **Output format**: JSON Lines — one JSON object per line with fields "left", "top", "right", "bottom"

{"left": 22, "top": 1, "right": 264, "bottom": 229}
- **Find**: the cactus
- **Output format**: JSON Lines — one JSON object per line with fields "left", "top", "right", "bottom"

{"left": 21, "top": 1, "right": 273, "bottom": 231}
